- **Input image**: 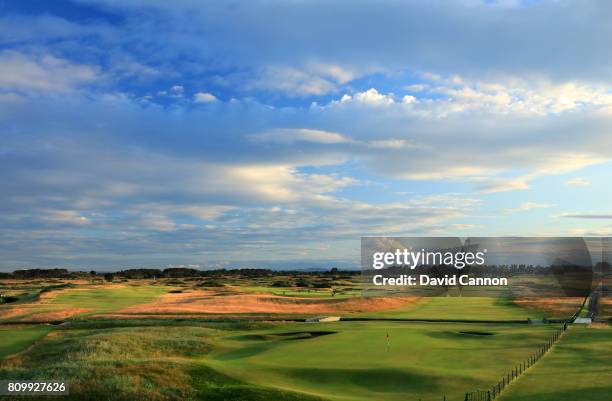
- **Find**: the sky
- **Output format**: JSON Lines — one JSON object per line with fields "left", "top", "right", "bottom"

{"left": 1, "top": 0, "right": 612, "bottom": 271}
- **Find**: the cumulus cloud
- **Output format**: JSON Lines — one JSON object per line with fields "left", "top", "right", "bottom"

{"left": 3, "top": 0, "right": 612, "bottom": 267}
{"left": 320, "top": 75, "right": 612, "bottom": 116}
{"left": 194, "top": 92, "right": 217, "bottom": 103}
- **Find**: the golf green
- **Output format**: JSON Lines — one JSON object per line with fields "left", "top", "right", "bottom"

{"left": 206, "top": 321, "right": 559, "bottom": 401}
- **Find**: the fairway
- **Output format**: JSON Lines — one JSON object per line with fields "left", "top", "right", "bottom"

{"left": 0, "top": 325, "right": 53, "bottom": 358}
{"left": 207, "top": 321, "right": 559, "bottom": 401}
{"left": 500, "top": 326, "right": 612, "bottom": 401}
{"left": 359, "top": 297, "right": 539, "bottom": 320}
{"left": 49, "top": 285, "right": 170, "bottom": 315}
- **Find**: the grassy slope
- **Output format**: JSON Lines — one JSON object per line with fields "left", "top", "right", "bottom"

{"left": 0, "top": 326, "right": 53, "bottom": 358}
{"left": 1, "top": 319, "right": 608, "bottom": 401}
{"left": 0, "top": 324, "right": 323, "bottom": 401}
{"left": 48, "top": 285, "right": 169, "bottom": 315}
{"left": 1, "top": 284, "right": 170, "bottom": 322}
{"left": 0, "top": 321, "right": 561, "bottom": 401}
{"left": 208, "top": 321, "right": 558, "bottom": 401}
{"left": 358, "top": 297, "right": 536, "bottom": 320}
{"left": 500, "top": 326, "right": 612, "bottom": 401}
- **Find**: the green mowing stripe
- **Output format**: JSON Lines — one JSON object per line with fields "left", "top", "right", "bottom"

{"left": 0, "top": 325, "right": 53, "bottom": 359}
{"left": 499, "top": 326, "right": 612, "bottom": 401}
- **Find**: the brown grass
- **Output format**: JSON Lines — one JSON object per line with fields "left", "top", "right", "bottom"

{"left": 513, "top": 297, "right": 583, "bottom": 317}
{"left": 111, "top": 289, "right": 417, "bottom": 315}
{"left": 19, "top": 308, "right": 91, "bottom": 321}
{"left": 0, "top": 305, "right": 90, "bottom": 321}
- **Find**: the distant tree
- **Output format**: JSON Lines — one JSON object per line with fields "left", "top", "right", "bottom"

{"left": 163, "top": 268, "right": 201, "bottom": 278}
{"left": 90, "top": 270, "right": 97, "bottom": 276}
{"left": 103, "top": 273, "right": 114, "bottom": 282}
{"left": 330, "top": 267, "right": 339, "bottom": 274}
{"left": 116, "top": 269, "right": 162, "bottom": 279}
{"left": 12, "top": 269, "right": 68, "bottom": 279}
{"left": 295, "top": 278, "right": 309, "bottom": 287}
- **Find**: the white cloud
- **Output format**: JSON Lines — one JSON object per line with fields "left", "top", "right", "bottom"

{"left": 250, "top": 128, "right": 354, "bottom": 145}
{"left": 0, "top": 51, "right": 99, "bottom": 93}
{"left": 247, "top": 65, "right": 338, "bottom": 96}
{"left": 404, "top": 84, "right": 427, "bottom": 92}
{"left": 330, "top": 88, "right": 397, "bottom": 107}
{"left": 41, "top": 210, "right": 91, "bottom": 225}
{"left": 426, "top": 75, "right": 612, "bottom": 116}
{"left": 558, "top": 213, "right": 612, "bottom": 219}
{"left": 194, "top": 92, "right": 217, "bottom": 103}
{"left": 307, "top": 62, "right": 356, "bottom": 84}
{"left": 503, "top": 202, "right": 554, "bottom": 214}
{"left": 368, "top": 139, "right": 421, "bottom": 149}
{"left": 321, "top": 74, "right": 612, "bottom": 117}
{"left": 140, "top": 213, "right": 177, "bottom": 232}
{"left": 472, "top": 178, "right": 531, "bottom": 193}
{"left": 564, "top": 177, "right": 591, "bottom": 186}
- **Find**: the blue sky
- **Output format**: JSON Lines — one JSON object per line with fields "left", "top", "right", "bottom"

{"left": 1, "top": 0, "right": 612, "bottom": 270}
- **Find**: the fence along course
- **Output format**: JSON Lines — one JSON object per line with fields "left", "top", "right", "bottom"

{"left": 464, "top": 324, "right": 567, "bottom": 401}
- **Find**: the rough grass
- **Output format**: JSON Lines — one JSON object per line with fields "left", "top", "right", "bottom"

{"left": 0, "top": 326, "right": 213, "bottom": 400}
{"left": 0, "top": 325, "right": 325, "bottom": 401}
{"left": 513, "top": 297, "right": 583, "bottom": 319}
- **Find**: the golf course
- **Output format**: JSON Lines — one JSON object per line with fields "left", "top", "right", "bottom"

{"left": 0, "top": 273, "right": 609, "bottom": 401}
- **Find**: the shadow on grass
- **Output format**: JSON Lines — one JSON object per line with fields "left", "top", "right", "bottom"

{"left": 189, "top": 364, "right": 325, "bottom": 401}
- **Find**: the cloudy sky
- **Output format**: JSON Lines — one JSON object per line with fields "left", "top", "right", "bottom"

{"left": 1, "top": 0, "right": 612, "bottom": 270}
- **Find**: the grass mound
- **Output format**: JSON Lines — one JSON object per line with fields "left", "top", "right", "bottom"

{"left": 0, "top": 324, "right": 330, "bottom": 401}
{"left": 237, "top": 331, "right": 337, "bottom": 341}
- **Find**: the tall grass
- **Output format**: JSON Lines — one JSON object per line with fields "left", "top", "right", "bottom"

{"left": 0, "top": 325, "right": 323, "bottom": 401}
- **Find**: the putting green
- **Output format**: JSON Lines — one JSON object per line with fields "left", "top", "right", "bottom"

{"left": 0, "top": 325, "right": 53, "bottom": 359}
{"left": 206, "top": 321, "right": 559, "bottom": 401}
